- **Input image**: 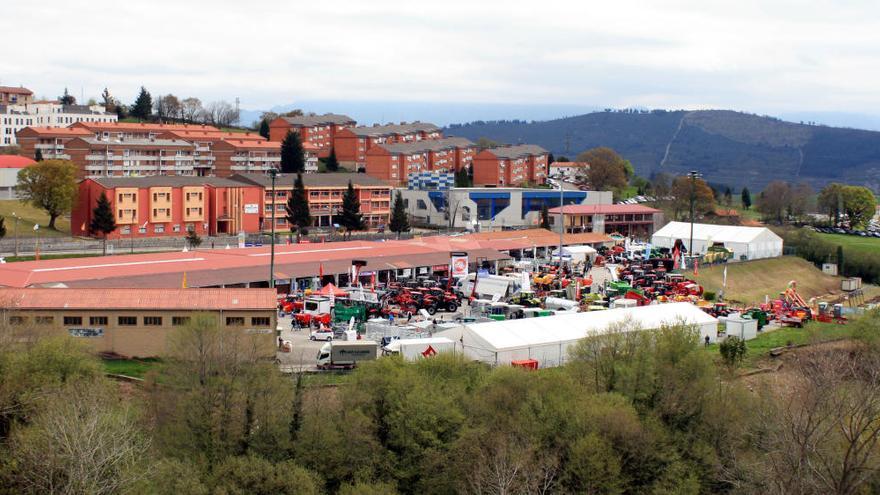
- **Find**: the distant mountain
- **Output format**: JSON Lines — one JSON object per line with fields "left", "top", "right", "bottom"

{"left": 445, "top": 110, "right": 880, "bottom": 191}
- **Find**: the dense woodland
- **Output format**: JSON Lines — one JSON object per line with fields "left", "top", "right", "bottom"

{"left": 1, "top": 311, "right": 880, "bottom": 494}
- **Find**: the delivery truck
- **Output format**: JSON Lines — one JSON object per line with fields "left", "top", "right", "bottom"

{"left": 316, "top": 341, "right": 378, "bottom": 370}
{"left": 382, "top": 337, "right": 456, "bottom": 361}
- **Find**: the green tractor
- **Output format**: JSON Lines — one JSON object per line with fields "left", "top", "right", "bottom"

{"left": 703, "top": 244, "right": 734, "bottom": 265}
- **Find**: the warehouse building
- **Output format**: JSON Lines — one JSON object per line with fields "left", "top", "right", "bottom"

{"left": 651, "top": 222, "right": 783, "bottom": 261}
{"left": 0, "top": 288, "right": 277, "bottom": 358}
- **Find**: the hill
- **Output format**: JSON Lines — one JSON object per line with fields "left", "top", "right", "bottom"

{"left": 446, "top": 110, "right": 880, "bottom": 191}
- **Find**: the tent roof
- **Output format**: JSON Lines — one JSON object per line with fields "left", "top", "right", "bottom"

{"left": 384, "top": 337, "right": 454, "bottom": 351}
{"left": 556, "top": 245, "right": 597, "bottom": 254}
{"left": 463, "top": 302, "right": 716, "bottom": 351}
{"left": 652, "top": 221, "right": 782, "bottom": 244}
{"left": 317, "top": 283, "right": 348, "bottom": 296}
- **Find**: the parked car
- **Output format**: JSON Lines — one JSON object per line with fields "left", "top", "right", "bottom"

{"left": 309, "top": 328, "right": 334, "bottom": 341}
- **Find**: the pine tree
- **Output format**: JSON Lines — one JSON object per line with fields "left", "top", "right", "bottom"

{"left": 741, "top": 187, "right": 752, "bottom": 210}
{"left": 389, "top": 191, "right": 410, "bottom": 239}
{"left": 185, "top": 227, "right": 202, "bottom": 249}
{"left": 724, "top": 186, "right": 733, "bottom": 206}
{"left": 540, "top": 203, "right": 551, "bottom": 229}
{"left": 89, "top": 191, "right": 117, "bottom": 255}
{"left": 454, "top": 167, "right": 471, "bottom": 187}
{"left": 285, "top": 174, "right": 311, "bottom": 240}
{"left": 131, "top": 86, "right": 152, "bottom": 120}
{"left": 280, "top": 131, "right": 305, "bottom": 174}
{"left": 339, "top": 180, "right": 365, "bottom": 238}
{"left": 258, "top": 119, "right": 270, "bottom": 139}
{"left": 325, "top": 148, "right": 340, "bottom": 172}
{"left": 0, "top": 216, "right": 6, "bottom": 240}
{"left": 34, "top": 149, "right": 43, "bottom": 162}
{"left": 59, "top": 88, "right": 76, "bottom": 105}
{"left": 548, "top": 153, "right": 555, "bottom": 165}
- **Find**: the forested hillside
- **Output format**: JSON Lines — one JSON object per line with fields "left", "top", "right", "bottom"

{"left": 447, "top": 110, "right": 880, "bottom": 191}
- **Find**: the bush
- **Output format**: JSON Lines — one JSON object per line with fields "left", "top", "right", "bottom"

{"left": 719, "top": 336, "right": 747, "bottom": 367}
{"left": 703, "top": 291, "right": 716, "bottom": 301}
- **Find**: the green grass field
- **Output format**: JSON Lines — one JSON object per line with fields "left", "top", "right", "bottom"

{"left": 693, "top": 256, "right": 840, "bottom": 305}
{"left": 102, "top": 358, "right": 161, "bottom": 379}
{"left": 705, "top": 320, "right": 854, "bottom": 367}
{"left": 817, "top": 232, "right": 880, "bottom": 256}
{"left": 0, "top": 200, "right": 70, "bottom": 237}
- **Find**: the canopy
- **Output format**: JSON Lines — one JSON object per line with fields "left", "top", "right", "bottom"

{"left": 316, "top": 283, "right": 348, "bottom": 297}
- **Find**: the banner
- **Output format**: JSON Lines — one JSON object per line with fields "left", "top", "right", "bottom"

{"left": 450, "top": 252, "right": 469, "bottom": 278}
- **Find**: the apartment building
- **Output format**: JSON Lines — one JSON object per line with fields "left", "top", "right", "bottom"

{"left": 158, "top": 130, "right": 265, "bottom": 176}
{"left": 231, "top": 173, "right": 393, "bottom": 230}
{"left": 70, "top": 121, "right": 219, "bottom": 141}
{"left": 72, "top": 176, "right": 263, "bottom": 239}
{"left": 0, "top": 288, "right": 276, "bottom": 358}
{"left": 333, "top": 122, "right": 442, "bottom": 169}
{"left": 550, "top": 161, "right": 590, "bottom": 178}
{"left": 2, "top": 101, "right": 116, "bottom": 147}
{"left": 0, "top": 86, "right": 33, "bottom": 105}
{"left": 364, "top": 137, "right": 476, "bottom": 185}
{"left": 212, "top": 139, "right": 283, "bottom": 176}
{"left": 65, "top": 137, "right": 197, "bottom": 178}
{"left": 268, "top": 113, "right": 356, "bottom": 156}
{"left": 16, "top": 126, "right": 92, "bottom": 160}
{"left": 472, "top": 145, "right": 549, "bottom": 187}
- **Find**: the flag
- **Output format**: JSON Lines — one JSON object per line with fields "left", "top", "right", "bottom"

{"left": 319, "top": 263, "right": 324, "bottom": 279}
{"left": 371, "top": 273, "right": 376, "bottom": 292}
{"left": 575, "top": 280, "right": 581, "bottom": 301}
{"left": 181, "top": 272, "right": 187, "bottom": 288}
{"left": 693, "top": 259, "right": 699, "bottom": 277}
{"left": 722, "top": 265, "right": 728, "bottom": 288}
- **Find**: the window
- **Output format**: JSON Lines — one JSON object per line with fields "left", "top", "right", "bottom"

{"left": 173, "top": 224, "right": 181, "bottom": 233}
{"left": 63, "top": 316, "right": 82, "bottom": 326}
{"left": 144, "top": 316, "right": 162, "bottom": 326}
{"left": 226, "top": 317, "right": 245, "bottom": 326}
{"left": 154, "top": 225, "right": 165, "bottom": 233}
{"left": 9, "top": 316, "right": 27, "bottom": 325}
{"left": 416, "top": 199, "right": 428, "bottom": 210}
{"left": 251, "top": 317, "right": 271, "bottom": 327}
{"left": 90, "top": 316, "right": 108, "bottom": 325}
{"left": 35, "top": 316, "right": 54, "bottom": 325}
{"left": 118, "top": 316, "right": 137, "bottom": 326}
{"left": 172, "top": 316, "right": 191, "bottom": 326}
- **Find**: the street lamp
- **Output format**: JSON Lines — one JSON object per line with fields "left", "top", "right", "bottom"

{"left": 268, "top": 168, "right": 278, "bottom": 289}
{"left": 687, "top": 170, "right": 702, "bottom": 258}
{"left": 12, "top": 212, "right": 18, "bottom": 257}
{"left": 557, "top": 179, "right": 564, "bottom": 267}
{"left": 130, "top": 210, "right": 136, "bottom": 254}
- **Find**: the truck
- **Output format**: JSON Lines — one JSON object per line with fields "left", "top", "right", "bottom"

{"left": 383, "top": 337, "right": 456, "bottom": 361}
{"left": 316, "top": 341, "right": 378, "bottom": 370}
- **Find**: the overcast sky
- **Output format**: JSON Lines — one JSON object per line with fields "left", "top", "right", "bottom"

{"left": 3, "top": 0, "right": 879, "bottom": 125}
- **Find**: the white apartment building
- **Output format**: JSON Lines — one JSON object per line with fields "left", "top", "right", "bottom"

{"left": 0, "top": 100, "right": 117, "bottom": 147}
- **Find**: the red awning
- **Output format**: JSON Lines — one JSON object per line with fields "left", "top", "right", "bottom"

{"left": 316, "top": 283, "right": 348, "bottom": 297}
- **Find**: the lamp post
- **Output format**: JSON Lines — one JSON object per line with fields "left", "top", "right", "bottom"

{"left": 12, "top": 212, "right": 18, "bottom": 257}
{"left": 557, "top": 180, "right": 564, "bottom": 267}
{"left": 130, "top": 210, "right": 136, "bottom": 254}
{"left": 687, "top": 170, "right": 702, "bottom": 258}
{"left": 268, "top": 168, "right": 278, "bottom": 289}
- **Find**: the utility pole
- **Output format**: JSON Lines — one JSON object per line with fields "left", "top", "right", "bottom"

{"left": 558, "top": 180, "right": 564, "bottom": 267}
{"left": 12, "top": 212, "right": 18, "bottom": 257}
{"left": 687, "top": 170, "right": 701, "bottom": 257}
{"left": 268, "top": 168, "right": 278, "bottom": 288}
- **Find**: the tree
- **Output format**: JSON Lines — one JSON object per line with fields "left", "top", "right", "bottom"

{"left": 548, "top": 153, "right": 555, "bottom": 165}
{"left": 90, "top": 191, "right": 117, "bottom": 255}
{"left": 841, "top": 185, "right": 877, "bottom": 229}
{"left": 34, "top": 148, "right": 43, "bottom": 162}
{"left": 185, "top": 227, "right": 202, "bottom": 249}
{"left": 101, "top": 87, "right": 115, "bottom": 112}
{"left": 280, "top": 131, "right": 306, "bottom": 174}
{"left": 670, "top": 175, "right": 715, "bottom": 221}
{"left": 258, "top": 119, "right": 270, "bottom": 139}
{"left": 180, "top": 97, "right": 203, "bottom": 122}
{"left": 16, "top": 160, "right": 78, "bottom": 230}
{"left": 156, "top": 94, "right": 181, "bottom": 120}
{"left": 204, "top": 100, "right": 239, "bottom": 127}
{"left": 557, "top": 155, "right": 570, "bottom": 162}
{"left": 389, "top": 191, "right": 409, "bottom": 239}
{"left": 59, "top": 87, "right": 76, "bottom": 105}
{"left": 454, "top": 166, "right": 470, "bottom": 187}
{"left": 756, "top": 181, "right": 792, "bottom": 224}
{"left": 325, "top": 148, "right": 340, "bottom": 172}
{"left": 339, "top": 180, "right": 365, "bottom": 238}
{"left": 719, "top": 336, "right": 747, "bottom": 368}
{"left": 476, "top": 137, "right": 499, "bottom": 151}
{"left": 576, "top": 147, "right": 629, "bottom": 196}
{"left": 540, "top": 203, "right": 551, "bottom": 229}
{"left": 131, "top": 86, "right": 153, "bottom": 120}
{"left": 209, "top": 456, "right": 320, "bottom": 495}
{"left": 818, "top": 183, "right": 846, "bottom": 225}
{"left": 741, "top": 187, "right": 752, "bottom": 210}
{"left": 723, "top": 187, "right": 733, "bottom": 207}
{"left": 285, "top": 174, "right": 311, "bottom": 239}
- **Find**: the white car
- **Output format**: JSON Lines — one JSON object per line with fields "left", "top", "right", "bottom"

{"left": 309, "top": 328, "right": 333, "bottom": 341}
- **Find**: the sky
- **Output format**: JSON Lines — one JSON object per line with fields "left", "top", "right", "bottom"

{"left": 3, "top": 0, "right": 880, "bottom": 127}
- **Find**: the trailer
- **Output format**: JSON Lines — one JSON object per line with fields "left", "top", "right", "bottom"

{"left": 316, "top": 341, "right": 378, "bottom": 370}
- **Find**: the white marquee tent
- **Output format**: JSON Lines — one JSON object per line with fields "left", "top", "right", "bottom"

{"left": 651, "top": 222, "right": 783, "bottom": 261}
{"left": 436, "top": 302, "right": 718, "bottom": 368}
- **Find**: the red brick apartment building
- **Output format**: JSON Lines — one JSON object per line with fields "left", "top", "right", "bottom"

{"left": 157, "top": 130, "right": 266, "bottom": 176}
{"left": 70, "top": 121, "right": 220, "bottom": 141}
{"left": 0, "top": 86, "right": 33, "bottom": 105}
{"left": 65, "top": 137, "right": 197, "bottom": 178}
{"left": 333, "top": 122, "right": 442, "bottom": 169}
{"left": 365, "top": 137, "right": 476, "bottom": 185}
{"left": 16, "top": 126, "right": 92, "bottom": 160}
{"left": 207, "top": 139, "right": 282, "bottom": 176}
{"left": 231, "top": 173, "right": 393, "bottom": 230}
{"left": 472, "top": 145, "right": 549, "bottom": 187}
{"left": 268, "top": 113, "right": 356, "bottom": 157}
{"left": 72, "top": 176, "right": 263, "bottom": 239}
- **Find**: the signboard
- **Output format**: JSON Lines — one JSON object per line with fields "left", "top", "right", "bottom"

{"left": 244, "top": 203, "right": 259, "bottom": 214}
{"left": 450, "top": 252, "right": 469, "bottom": 278}
{"left": 69, "top": 327, "right": 103, "bottom": 338}
{"left": 245, "top": 328, "right": 273, "bottom": 334}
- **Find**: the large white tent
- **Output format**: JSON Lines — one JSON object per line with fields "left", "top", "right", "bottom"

{"left": 436, "top": 302, "right": 718, "bottom": 368}
{"left": 651, "top": 222, "right": 783, "bottom": 261}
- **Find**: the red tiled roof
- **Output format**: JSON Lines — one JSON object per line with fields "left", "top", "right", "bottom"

{"left": 0, "top": 156, "right": 36, "bottom": 169}
{"left": 0, "top": 288, "right": 276, "bottom": 310}
{"left": 160, "top": 130, "right": 264, "bottom": 141}
{"left": 16, "top": 126, "right": 92, "bottom": 136}
{"left": 549, "top": 204, "right": 660, "bottom": 215}
{"left": 550, "top": 161, "right": 589, "bottom": 168}
{"left": 218, "top": 139, "right": 281, "bottom": 149}
{"left": 0, "top": 86, "right": 33, "bottom": 95}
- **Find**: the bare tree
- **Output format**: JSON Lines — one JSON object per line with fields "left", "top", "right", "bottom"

{"left": 180, "top": 97, "right": 203, "bottom": 122}
{"left": 462, "top": 433, "right": 559, "bottom": 495}
{"left": 204, "top": 100, "right": 239, "bottom": 127}
{"left": 155, "top": 94, "right": 181, "bottom": 121}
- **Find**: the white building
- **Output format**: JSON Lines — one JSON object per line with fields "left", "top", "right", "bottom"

{"left": 1, "top": 101, "right": 116, "bottom": 147}
{"left": 436, "top": 302, "right": 718, "bottom": 368}
{"left": 651, "top": 221, "right": 783, "bottom": 261}
{"left": 0, "top": 155, "right": 35, "bottom": 199}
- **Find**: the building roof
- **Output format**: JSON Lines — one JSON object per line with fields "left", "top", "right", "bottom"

{"left": 215, "top": 139, "right": 281, "bottom": 150}
{"left": 71, "top": 122, "right": 220, "bottom": 132}
{"left": 344, "top": 122, "right": 440, "bottom": 137}
{"left": 550, "top": 161, "right": 589, "bottom": 168}
{"left": 652, "top": 221, "right": 782, "bottom": 244}
{"left": 374, "top": 137, "right": 474, "bottom": 155}
{"left": 279, "top": 113, "right": 355, "bottom": 127}
{"left": 58, "top": 104, "right": 113, "bottom": 115}
{"left": 72, "top": 137, "right": 195, "bottom": 148}
{"left": 90, "top": 176, "right": 250, "bottom": 189}
{"left": 0, "top": 156, "right": 36, "bottom": 169}
{"left": 484, "top": 144, "right": 548, "bottom": 159}
{"left": 0, "top": 86, "right": 33, "bottom": 95}
{"left": 0, "top": 288, "right": 277, "bottom": 311}
{"left": 159, "top": 130, "right": 264, "bottom": 141}
{"left": 549, "top": 204, "right": 660, "bottom": 215}
{"left": 231, "top": 172, "right": 391, "bottom": 188}
{"left": 16, "top": 126, "right": 92, "bottom": 137}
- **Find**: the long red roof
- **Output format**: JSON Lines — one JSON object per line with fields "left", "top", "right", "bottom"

{"left": 0, "top": 287, "right": 276, "bottom": 310}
